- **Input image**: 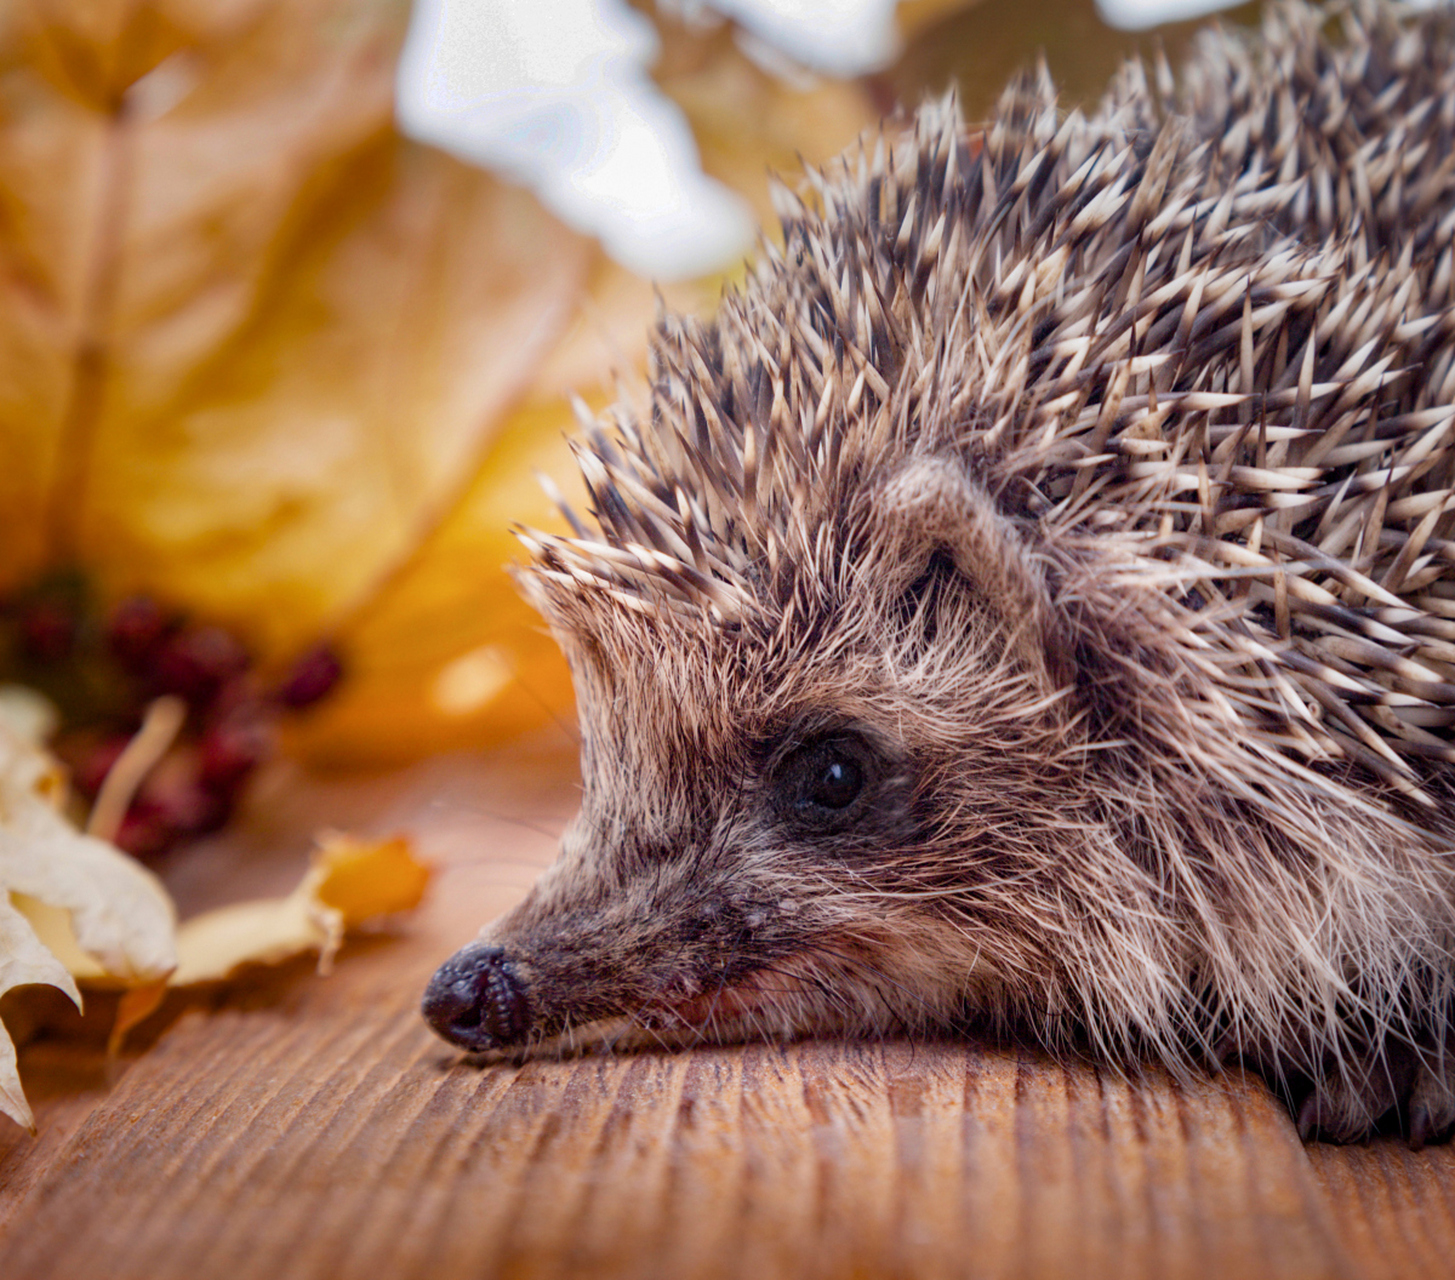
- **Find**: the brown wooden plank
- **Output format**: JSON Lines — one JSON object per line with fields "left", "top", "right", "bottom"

{"left": 1307, "top": 1141, "right": 1455, "bottom": 1280}
{"left": 0, "top": 743, "right": 1447, "bottom": 1279}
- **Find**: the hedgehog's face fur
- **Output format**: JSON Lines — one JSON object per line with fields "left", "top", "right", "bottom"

{"left": 430, "top": 458, "right": 1092, "bottom": 1054}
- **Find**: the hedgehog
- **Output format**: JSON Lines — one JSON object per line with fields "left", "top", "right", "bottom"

{"left": 422, "top": 0, "right": 1455, "bottom": 1145}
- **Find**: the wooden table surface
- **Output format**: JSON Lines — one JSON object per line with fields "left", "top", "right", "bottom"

{"left": 1, "top": 740, "right": 1453, "bottom": 1280}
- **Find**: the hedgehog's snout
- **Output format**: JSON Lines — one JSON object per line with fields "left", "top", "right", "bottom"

{"left": 422, "top": 943, "right": 531, "bottom": 1052}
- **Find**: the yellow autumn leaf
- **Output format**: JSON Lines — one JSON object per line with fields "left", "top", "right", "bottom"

{"left": 0, "top": 0, "right": 593, "bottom": 664}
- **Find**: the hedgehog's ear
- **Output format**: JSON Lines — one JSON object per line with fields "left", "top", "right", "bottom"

{"left": 875, "top": 456, "right": 1074, "bottom": 692}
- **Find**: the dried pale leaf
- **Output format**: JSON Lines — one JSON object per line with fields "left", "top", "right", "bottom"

{"left": 0, "top": 727, "right": 177, "bottom": 983}
{"left": 0, "top": 686, "right": 59, "bottom": 747}
{"left": 170, "top": 892, "right": 337, "bottom": 987}
{"left": 0, "top": 894, "right": 80, "bottom": 1131}
{"left": 170, "top": 832, "right": 429, "bottom": 985}
{"left": 9, "top": 894, "right": 108, "bottom": 983}
{"left": 0, "top": 723, "right": 176, "bottom": 1129}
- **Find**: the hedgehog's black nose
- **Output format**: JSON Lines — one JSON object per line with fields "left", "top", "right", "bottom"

{"left": 421, "top": 944, "right": 531, "bottom": 1051}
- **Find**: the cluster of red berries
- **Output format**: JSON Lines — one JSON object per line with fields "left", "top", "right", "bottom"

{"left": 2, "top": 578, "right": 340, "bottom": 859}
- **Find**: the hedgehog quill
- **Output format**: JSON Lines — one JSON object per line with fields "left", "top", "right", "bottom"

{"left": 424, "top": 0, "right": 1455, "bottom": 1145}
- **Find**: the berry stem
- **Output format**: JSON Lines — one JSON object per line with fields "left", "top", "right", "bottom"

{"left": 87, "top": 696, "right": 187, "bottom": 844}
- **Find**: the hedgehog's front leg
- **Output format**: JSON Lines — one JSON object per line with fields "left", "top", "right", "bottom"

{"left": 1407, "top": 1055, "right": 1455, "bottom": 1148}
{"left": 1293, "top": 1038, "right": 1455, "bottom": 1147}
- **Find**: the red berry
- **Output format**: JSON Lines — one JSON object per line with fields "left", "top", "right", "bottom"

{"left": 139, "top": 753, "right": 226, "bottom": 837}
{"left": 277, "top": 645, "right": 342, "bottom": 708}
{"left": 198, "top": 718, "right": 267, "bottom": 791}
{"left": 19, "top": 600, "right": 77, "bottom": 662}
{"left": 107, "top": 596, "right": 175, "bottom": 669}
{"left": 152, "top": 626, "right": 250, "bottom": 707}
{"left": 113, "top": 802, "right": 171, "bottom": 860}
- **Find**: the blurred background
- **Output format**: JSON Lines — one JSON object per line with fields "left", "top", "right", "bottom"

{"left": 0, "top": 0, "right": 1266, "bottom": 858}
{"left": 397, "top": 0, "right": 1254, "bottom": 281}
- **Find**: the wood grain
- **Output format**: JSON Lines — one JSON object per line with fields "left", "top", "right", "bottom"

{"left": 0, "top": 741, "right": 1452, "bottom": 1280}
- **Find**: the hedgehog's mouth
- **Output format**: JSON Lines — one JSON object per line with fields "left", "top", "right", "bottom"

{"left": 437, "top": 961, "right": 824, "bottom": 1062}
{"left": 638, "top": 976, "right": 786, "bottom": 1037}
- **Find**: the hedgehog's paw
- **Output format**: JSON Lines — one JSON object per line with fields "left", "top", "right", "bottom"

{"left": 1293, "top": 1041, "right": 1455, "bottom": 1146}
{"left": 1296, "top": 1044, "right": 1417, "bottom": 1145}
{"left": 1407, "top": 1055, "right": 1455, "bottom": 1150}
{"left": 1297, "top": 1073, "right": 1392, "bottom": 1144}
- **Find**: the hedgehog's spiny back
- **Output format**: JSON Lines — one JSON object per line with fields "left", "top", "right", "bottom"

{"left": 523, "top": 1, "right": 1455, "bottom": 803}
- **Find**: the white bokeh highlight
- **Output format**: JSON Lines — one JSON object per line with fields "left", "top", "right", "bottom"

{"left": 1095, "top": 0, "right": 1239, "bottom": 30}
{"left": 396, "top": 0, "right": 901, "bottom": 281}
{"left": 395, "top": 0, "right": 748, "bottom": 280}
{"left": 709, "top": 0, "right": 901, "bottom": 75}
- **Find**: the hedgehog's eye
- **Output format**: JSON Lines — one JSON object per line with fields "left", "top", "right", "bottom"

{"left": 810, "top": 755, "right": 862, "bottom": 809}
{"left": 776, "top": 737, "right": 872, "bottom": 828}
